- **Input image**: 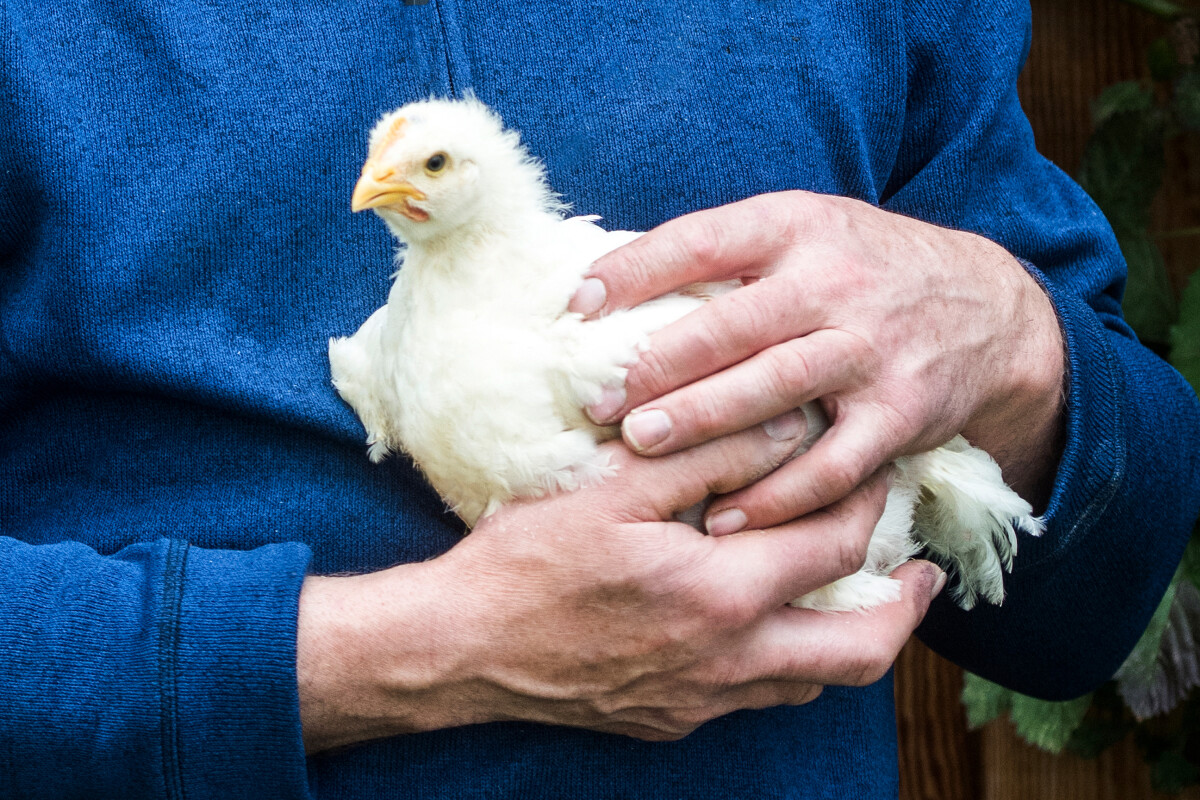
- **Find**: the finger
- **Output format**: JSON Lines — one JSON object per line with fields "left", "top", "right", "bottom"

{"left": 600, "top": 408, "right": 811, "bottom": 521}
{"left": 714, "top": 680, "right": 824, "bottom": 713}
{"left": 743, "top": 559, "right": 946, "bottom": 687}
{"left": 708, "top": 469, "right": 890, "bottom": 610}
{"left": 618, "top": 331, "right": 859, "bottom": 455}
{"left": 569, "top": 192, "right": 816, "bottom": 317}
{"left": 592, "top": 277, "right": 830, "bottom": 425}
{"left": 706, "top": 413, "right": 900, "bottom": 530}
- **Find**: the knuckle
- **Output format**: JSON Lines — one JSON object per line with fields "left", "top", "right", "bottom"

{"left": 645, "top": 708, "right": 704, "bottom": 740}
{"left": 832, "top": 527, "right": 870, "bottom": 577}
{"left": 824, "top": 449, "right": 868, "bottom": 500}
{"left": 856, "top": 662, "right": 892, "bottom": 688}
{"left": 845, "top": 484, "right": 887, "bottom": 538}
{"left": 628, "top": 345, "right": 679, "bottom": 398}
{"left": 702, "top": 442, "right": 759, "bottom": 497}
{"left": 723, "top": 475, "right": 790, "bottom": 526}
{"left": 873, "top": 397, "right": 921, "bottom": 447}
{"left": 845, "top": 642, "right": 895, "bottom": 687}
{"left": 611, "top": 244, "right": 661, "bottom": 300}
{"left": 773, "top": 682, "right": 823, "bottom": 707}
{"left": 632, "top": 726, "right": 681, "bottom": 743}
{"left": 758, "top": 340, "right": 812, "bottom": 400}
{"left": 770, "top": 191, "right": 820, "bottom": 242}
{"left": 756, "top": 482, "right": 800, "bottom": 524}
{"left": 847, "top": 330, "right": 884, "bottom": 376}
{"left": 678, "top": 215, "right": 724, "bottom": 267}
{"left": 788, "top": 194, "right": 840, "bottom": 243}
{"left": 793, "top": 684, "right": 823, "bottom": 705}
{"left": 685, "top": 389, "right": 732, "bottom": 439}
{"left": 863, "top": 471, "right": 891, "bottom": 514}
{"left": 842, "top": 663, "right": 878, "bottom": 688}
{"left": 717, "top": 288, "right": 775, "bottom": 349}
{"left": 738, "top": 679, "right": 823, "bottom": 711}
{"left": 697, "top": 283, "right": 789, "bottom": 366}
{"left": 705, "top": 588, "right": 763, "bottom": 630}
{"left": 642, "top": 546, "right": 707, "bottom": 597}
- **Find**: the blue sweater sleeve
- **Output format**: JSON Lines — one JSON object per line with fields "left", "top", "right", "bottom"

{"left": 885, "top": 0, "right": 1200, "bottom": 699}
{"left": 0, "top": 536, "right": 314, "bottom": 799}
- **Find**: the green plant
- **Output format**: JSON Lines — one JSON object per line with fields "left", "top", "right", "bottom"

{"left": 962, "top": 2, "right": 1200, "bottom": 793}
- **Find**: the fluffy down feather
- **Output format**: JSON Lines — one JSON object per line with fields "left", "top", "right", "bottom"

{"left": 330, "top": 96, "right": 1043, "bottom": 612}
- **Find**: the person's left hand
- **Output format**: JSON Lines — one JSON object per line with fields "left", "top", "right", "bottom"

{"left": 570, "top": 190, "right": 1065, "bottom": 535}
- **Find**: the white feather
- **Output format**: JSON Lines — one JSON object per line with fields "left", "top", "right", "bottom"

{"left": 331, "top": 97, "right": 1043, "bottom": 612}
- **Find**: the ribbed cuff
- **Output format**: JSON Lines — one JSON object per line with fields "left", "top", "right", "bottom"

{"left": 170, "top": 540, "right": 314, "bottom": 800}
{"left": 1014, "top": 259, "right": 1127, "bottom": 567}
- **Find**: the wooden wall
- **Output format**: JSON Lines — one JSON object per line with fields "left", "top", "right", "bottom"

{"left": 896, "top": 1, "right": 1200, "bottom": 798}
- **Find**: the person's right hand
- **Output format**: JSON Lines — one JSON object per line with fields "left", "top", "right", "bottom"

{"left": 297, "top": 412, "right": 945, "bottom": 752}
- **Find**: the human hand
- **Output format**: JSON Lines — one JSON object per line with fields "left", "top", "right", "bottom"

{"left": 571, "top": 190, "right": 1065, "bottom": 532}
{"left": 298, "top": 416, "right": 945, "bottom": 752}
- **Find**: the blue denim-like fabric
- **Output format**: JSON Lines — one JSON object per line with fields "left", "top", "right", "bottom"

{"left": 1, "top": 1, "right": 1197, "bottom": 798}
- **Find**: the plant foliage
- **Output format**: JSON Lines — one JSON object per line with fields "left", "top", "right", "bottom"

{"left": 961, "top": 2, "right": 1200, "bottom": 792}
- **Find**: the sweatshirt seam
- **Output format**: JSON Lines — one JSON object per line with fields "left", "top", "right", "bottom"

{"left": 159, "top": 538, "right": 189, "bottom": 800}
{"left": 1017, "top": 262, "right": 1129, "bottom": 569}
{"left": 433, "top": 0, "right": 457, "bottom": 97}
{"left": 1060, "top": 329, "right": 1127, "bottom": 543}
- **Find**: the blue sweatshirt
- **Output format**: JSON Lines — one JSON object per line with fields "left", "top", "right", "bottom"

{"left": 2, "top": 1, "right": 1198, "bottom": 798}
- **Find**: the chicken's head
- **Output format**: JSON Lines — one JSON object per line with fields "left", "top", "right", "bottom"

{"left": 351, "top": 96, "right": 558, "bottom": 244}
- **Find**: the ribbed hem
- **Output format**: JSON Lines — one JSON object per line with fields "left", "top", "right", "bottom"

{"left": 170, "top": 541, "right": 314, "bottom": 800}
{"left": 1015, "top": 259, "right": 1126, "bottom": 567}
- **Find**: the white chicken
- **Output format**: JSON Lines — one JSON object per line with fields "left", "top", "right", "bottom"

{"left": 329, "top": 96, "right": 1043, "bottom": 612}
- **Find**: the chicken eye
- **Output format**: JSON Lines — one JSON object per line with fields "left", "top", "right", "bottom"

{"left": 425, "top": 153, "right": 448, "bottom": 173}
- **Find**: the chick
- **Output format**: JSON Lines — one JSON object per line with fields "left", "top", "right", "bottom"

{"left": 332, "top": 97, "right": 708, "bottom": 522}
{"left": 330, "top": 96, "right": 1042, "bottom": 612}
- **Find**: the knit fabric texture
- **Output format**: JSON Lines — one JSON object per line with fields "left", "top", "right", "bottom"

{"left": 2, "top": 1, "right": 1199, "bottom": 798}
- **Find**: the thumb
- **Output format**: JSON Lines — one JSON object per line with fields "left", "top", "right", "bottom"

{"left": 748, "top": 559, "right": 948, "bottom": 688}
{"left": 568, "top": 195, "right": 792, "bottom": 317}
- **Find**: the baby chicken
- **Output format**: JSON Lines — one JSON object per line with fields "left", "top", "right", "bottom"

{"left": 330, "top": 96, "right": 1042, "bottom": 612}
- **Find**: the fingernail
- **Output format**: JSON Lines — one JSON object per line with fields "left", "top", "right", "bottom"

{"left": 623, "top": 408, "right": 671, "bottom": 451}
{"left": 569, "top": 277, "right": 607, "bottom": 316}
{"left": 587, "top": 385, "right": 626, "bottom": 424}
{"left": 706, "top": 507, "right": 748, "bottom": 536}
{"left": 930, "top": 566, "right": 947, "bottom": 599}
{"left": 762, "top": 410, "right": 806, "bottom": 442}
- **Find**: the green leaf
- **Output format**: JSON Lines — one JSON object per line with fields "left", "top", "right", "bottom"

{"left": 1010, "top": 692, "right": 1095, "bottom": 753}
{"left": 1149, "top": 37, "right": 1180, "bottom": 83}
{"left": 1091, "top": 82, "right": 1155, "bottom": 128}
{"left": 1150, "top": 749, "right": 1200, "bottom": 793}
{"left": 961, "top": 672, "right": 1014, "bottom": 729}
{"left": 1171, "top": 270, "right": 1200, "bottom": 395}
{"left": 1078, "top": 103, "right": 1165, "bottom": 233}
{"left": 1119, "top": 0, "right": 1186, "bottom": 20}
{"left": 1120, "top": 231, "right": 1178, "bottom": 345}
{"left": 1065, "top": 683, "right": 1134, "bottom": 758}
{"left": 1120, "top": 579, "right": 1179, "bottom": 684}
{"left": 1181, "top": 530, "right": 1200, "bottom": 591}
{"left": 1175, "top": 69, "right": 1200, "bottom": 131}
{"left": 1065, "top": 713, "right": 1134, "bottom": 759}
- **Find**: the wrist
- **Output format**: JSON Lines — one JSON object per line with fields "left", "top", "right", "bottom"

{"left": 297, "top": 559, "right": 484, "bottom": 752}
{"left": 965, "top": 247, "right": 1067, "bottom": 506}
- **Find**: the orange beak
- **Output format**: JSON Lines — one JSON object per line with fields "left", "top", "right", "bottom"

{"left": 351, "top": 165, "right": 429, "bottom": 221}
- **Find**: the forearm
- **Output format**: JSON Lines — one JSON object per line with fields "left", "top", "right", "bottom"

{"left": 296, "top": 427, "right": 946, "bottom": 750}
{"left": 297, "top": 563, "right": 487, "bottom": 753}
